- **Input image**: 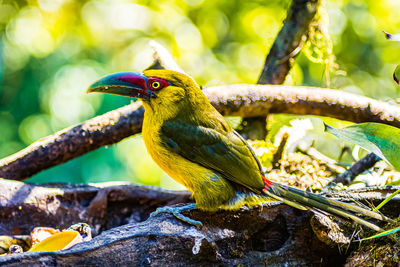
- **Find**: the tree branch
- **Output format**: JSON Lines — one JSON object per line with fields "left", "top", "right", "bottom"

{"left": 1, "top": 84, "right": 400, "bottom": 181}
{"left": 258, "top": 0, "right": 318, "bottom": 84}
{"left": 0, "top": 179, "right": 191, "bottom": 236}
{"left": 328, "top": 153, "right": 382, "bottom": 186}
{"left": 1, "top": 180, "right": 399, "bottom": 265}
{"left": 0, "top": 102, "right": 144, "bottom": 180}
{"left": 240, "top": 0, "right": 319, "bottom": 139}
{"left": 204, "top": 85, "right": 400, "bottom": 123}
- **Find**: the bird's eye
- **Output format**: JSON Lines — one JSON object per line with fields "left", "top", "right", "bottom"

{"left": 152, "top": 81, "right": 160, "bottom": 89}
{"left": 147, "top": 77, "right": 169, "bottom": 91}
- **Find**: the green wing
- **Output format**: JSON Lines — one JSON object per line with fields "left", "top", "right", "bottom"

{"left": 161, "top": 121, "right": 265, "bottom": 191}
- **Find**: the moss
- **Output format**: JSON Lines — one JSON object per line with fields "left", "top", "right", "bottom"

{"left": 346, "top": 243, "right": 400, "bottom": 266}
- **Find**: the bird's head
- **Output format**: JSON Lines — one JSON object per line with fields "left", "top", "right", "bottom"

{"left": 87, "top": 69, "right": 199, "bottom": 100}
{"left": 87, "top": 69, "right": 212, "bottom": 120}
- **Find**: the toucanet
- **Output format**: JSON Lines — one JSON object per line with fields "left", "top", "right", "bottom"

{"left": 87, "top": 69, "right": 390, "bottom": 230}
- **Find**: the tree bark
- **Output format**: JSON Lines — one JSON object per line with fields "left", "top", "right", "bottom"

{"left": 1, "top": 180, "right": 399, "bottom": 266}
{"left": 239, "top": 0, "right": 319, "bottom": 140}
{"left": 258, "top": 0, "right": 318, "bottom": 84}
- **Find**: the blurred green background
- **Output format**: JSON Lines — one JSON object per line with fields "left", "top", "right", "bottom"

{"left": 0, "top": 0, "right": 399, "bottom": 189}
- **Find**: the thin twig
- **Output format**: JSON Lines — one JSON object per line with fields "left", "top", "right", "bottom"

{"left": 272, "top": 133, "right": 289, "bottom": 168}
{"left": 328, "top": 153, "right": 381, "bottom": 186}
{"left": 298, "top": 147, "right": 346, "bottom": 174}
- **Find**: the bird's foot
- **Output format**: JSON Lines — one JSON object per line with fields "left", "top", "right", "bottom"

{"left": 150, "top": 203, "right": 203, "bottom": 227}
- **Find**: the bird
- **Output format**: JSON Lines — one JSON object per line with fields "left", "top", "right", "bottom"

{"left": 87, "top": 69, "right": 390, "bottom": 231}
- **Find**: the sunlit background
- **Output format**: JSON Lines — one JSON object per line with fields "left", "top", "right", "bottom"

{"left": 0, "top": 0, "right": 399, "bottom": 188}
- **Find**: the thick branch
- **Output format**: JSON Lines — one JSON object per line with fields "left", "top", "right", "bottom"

{"left": 240, "top": 0, "right": 319, "bottom": 139}
{"left": 1, "top": 180, "right": 399, "bottom": 265}
{"left": 0, "top": 179, "right": 191, "bottom": 235}
{"left": 205, "top": 85, "right": 400, "bottom": 124}
{"left": 1, "top": 85, "right": 400, "bottom": 181}
{"left": 258, "top": 0, "right": 318, "bottom": 84}
{"left": 0, "top": 102, "right": 144, "bottom": 180}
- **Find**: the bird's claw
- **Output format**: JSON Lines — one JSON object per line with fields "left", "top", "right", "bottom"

{"left": 150, "top": 203, "right": 203, "bottom": 227}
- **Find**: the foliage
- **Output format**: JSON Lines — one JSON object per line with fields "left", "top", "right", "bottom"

{"left": 0, "top": 0, "right": 399, "bottom": 187}
{"left": 394, "top": 64, "right": 400, "bottom": 85}
{"left": 361, "top": 225, "right": 400, "bottom": 241}
{"left": 374, "top": 188, "right": 400, "bottom": 212}
{"left": 303, "top": 1, "right": 337, "bottom": 87}
{"left": 325, "top": 122, "right": 400, "bottom": 171}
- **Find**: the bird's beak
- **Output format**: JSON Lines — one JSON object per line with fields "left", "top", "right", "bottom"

{"left": 86, "top": 72, "right": 154, "bottom": 100}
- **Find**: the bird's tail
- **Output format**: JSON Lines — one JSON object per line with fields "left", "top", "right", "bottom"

{"left": 263, "top": 182, "right": 392, "bottom": 232}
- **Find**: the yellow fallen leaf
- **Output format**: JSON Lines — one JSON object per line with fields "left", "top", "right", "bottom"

{"left": 29, "top": 230, "right": 82, "bottom": 252}
{"left": 30, "top": 227, "right": 60, "bottom": 246}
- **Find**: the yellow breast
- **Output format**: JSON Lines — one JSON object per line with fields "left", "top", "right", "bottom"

{"left": 142, "top": 108, "right": 193, "bottom": 190}
{"left": 140, "top": 102, "right": 237, "bottom": 210}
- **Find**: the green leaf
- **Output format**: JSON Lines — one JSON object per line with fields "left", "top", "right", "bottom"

{"left": 324, "top": 123, "right": 400, "bottom": 171}
{"left": 394, "top": 65, "right": 400, "bottom": 85}
{"left": 373, "top": 188, "right": 400, "bottom": 212}
{"left": 361, "top": 226, "right": 400, "bottom": 241}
